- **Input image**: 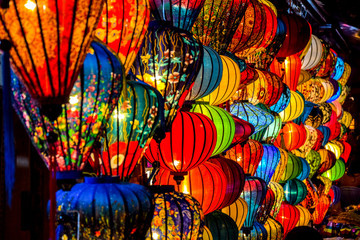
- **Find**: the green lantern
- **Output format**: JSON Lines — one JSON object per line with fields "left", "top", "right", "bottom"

{"left": 305, "top": 150, "right": 321, "bottom": 178}
{"left": 321, "top": 159, "right": 346, "bottom": 181}
{"left": 191, "top": 103, "right": 235, "bottom": 156}
{"left": 279, "top": 152, "right": 302, "bottom": 183}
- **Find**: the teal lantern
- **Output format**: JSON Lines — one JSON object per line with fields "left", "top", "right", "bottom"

{"left": 205, "top": 211, "right": 239, "bottom": 240}
{"left": 331, "top": 56, "right": 345, "bottom": 80}
{"left": 321, "top": 158, "right": 346, "bottom": 181}
{"left": 283, "top": 179, "right": 307, "bottom": 205}
{"left": 250, "top": 103, "right": 272, "bottom": 142}
{"left": 239, "top": 221, "right": 268, "bottom": 240}
{"left": 255, "top": 144, "right": 281, "bottom": 185}
{"left": 270, "top": 85, "right": 291, "bottom": 113}
{"left": 296, "top": 157, "right": 310, "bottom": 181}
{"left": 318, "top": 126, "right": 331, "bottom": 146}
{"left": 261, "top": 112, "right": 283, "bottom": 144}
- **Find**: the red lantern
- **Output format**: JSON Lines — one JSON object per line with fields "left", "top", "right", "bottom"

{"left": 340, "top": 141, "right": 351, "bottom": 163}
{"left": 229, "top": 115, "right": 255, "bottom": 149}
{"left": 316, "top": 49, "right": 337, "bottom": 78}
{"left": 225, "top": 139, "right": 264, "bottom": 175}
{"left": 275, "top": 202, "right": 300, "bottom": 238}
{"left": 209, "top": 156, "right": 246, "bottom": 208}
{"left": 256, "top": 188, "right": 276, "bottom": 224}
{"left": 312, "top": 129, "right": 324, "bottom": 151}
{"left": 156, "top": 162, "right": 227, "bottom": 215}
{"left": 238, "top": 64, "right": 259, "bottom": 89}
{"left": 145, "top": 111, "right": 217, "bottom": 173}
{"left": 328, "top": 121, "right": 341, "bottom": 141}
{"left": 274, "top": 122, "right": 307, "bottom": 151}
{"left": 317, "top": 149, "right": 336, "bottom": 174}
{"left": 270, "top": 54, "right": 301, "bottom": 91}
{"left": 312, "top": 195, "right": 331, "bottom": 225}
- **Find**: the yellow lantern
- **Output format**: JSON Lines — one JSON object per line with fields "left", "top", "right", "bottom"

{"left": 325, "top": 141, "right": 342, "bottom": 159}
{"left": 203, "top": 226, "right": 213, "bottom": 240}
{"left": 264, "top": 217, "right": 284, "bottom": 240}
{"left": 200, "top": 55, "right": 241, "bottom": 105}
{"left": 319, "top": 79, "right": 334, "bottom": 103}
{"left": 339, "top": 111, "right": 352, "bottom": 128}
{"left": 338, "top": 62, "right": 351, "bottom": 86}
{"left": 316, "top": 175, "right": 332, "bottom": 195}
{"left": 278, "top": 90, "right": 305, "bottom": 122}
{"left": 295, "top": 205, "right": 311, "bottom": 227}
{"left": 259, "top": 0, "right": 277, "bottom": 16}
{"left": 297, "top": 70, "right": 312, "bottom": 86}
{"left": 271, "top": 148, "right": 289, "bottom": 183}
{"left": 221, "top": 197, "right": 248, "bottom": 231}
{"left": 338, "top": 85, "right": 350, "bottom": 105}
{"left": 269, "top": 181, "right": 284, "bottom": 218}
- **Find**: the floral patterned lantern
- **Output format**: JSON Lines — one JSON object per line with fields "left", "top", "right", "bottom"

{"left": 295, "top": 205, "right": 311, "bottom": 227}
{"left": 271, "top": 148, "right": 288, "bottom": 183}
{"left": 312, "top": 195, "right": 331, "bottom": 225}
{"left": 279, "top": 152, "right": 302, "bottom": 183}
{"left": 300, "top": 178, "right": 319, "bottom": 210}
{"left": 255, "top": 144, "right": 281, "bottom": 184}
{"left": 319, "top": 103, "right": 333, "bottom": 125}
{"left": 256, "top": 188, "right": 275, "bottom": 224}
{"left": 316, "top": 49, "right": 337, "bottom": 78}
{"left": 96, "top": 0, "right": 150, "bottom": 73}
{"left": 275, "top": 202, "right": 300, "bottom": 238}
{"left": 278, "top": 91, "right": 305, "bottom": 123}
{"left": 145, "top": 110, "right": 216, "bottom": 173}
{"left": 239, "top": 221, "right": 268, "bottom": 240}
{"left": 132, "top": 21, "right": 202, "bottom": 129}
{"left": 321, "top": 159, "right": 346, "bottom": 181}
{"left": 268, "top": 181, "right": 284, "bottom": 218}
{"left": 264, "top": 217, "right": 284, "bottom": 240}
{"left": 306, "top": 150, "right": 321, "bottom": 178}
{"left": 338, "top": 62, "right": 351, "bottom": 86}
{"left": 274, "top": 122, "right": 307, "bottom": 151}
{"left": 305, "top": 105, "right": 323, "bottom": 129}
{"left": 221, "top": 197, "right": 248, "bottom": 231}
{"left": 205, "top": 211, "right": 239, "bottom": 240}
{"left": 283, "top": 179, "right": 307, "bottom": 205}
{"left": 229, "top": 115, "right": 255, "bottom": 149}
{"left": 270, "top": 54, "right": 301, "bottom": 91}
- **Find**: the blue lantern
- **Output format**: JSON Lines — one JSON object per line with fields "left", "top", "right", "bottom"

{"left": 327, "top": 80, "right": 342, "bottom": 103}
{"left": 255, "top": 144, "right": 281, "bottom": 185}
{"left": 318, "top": 126, "right": 331, "bottom": 146}
{"left": 296, "top": 157, "right": 310, "bottom": 181}
{"left": 331, "top": 56, "right": 345, "bottom": 80}
{"left": 270, "top": 84, "right": 291, "bottom": 114}
{"left": 239, "top": 221, "right": 268, "bottom": 240}
{"left": 293, "top": 101, "right": 316, "bottom": 125}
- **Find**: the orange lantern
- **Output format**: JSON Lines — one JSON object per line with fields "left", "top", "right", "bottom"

{"left": 270, "top": 54, "right": 301, "bottom": 91}
{"left": 317, "top": 148, "right": 336, "bottom": 174}
{"left": 275, "top": 202, "right": 300, "bottom": 238}
{"left": 297, "top": 70, "right": 312, "bottom": 86}
{"left": 295, "top": 205, "right": 311, "bottom": 227}
{"left": 312, "top": 195, "right": 331, "bottom": 225}
{"left": 274, "top": 122, "right": 307, "bottom": 151}
{"left": 271, "top": 148, "right": 288, "bottom": 183}
{"left": 221, "top": 197, "right": 248, "bottom": 231}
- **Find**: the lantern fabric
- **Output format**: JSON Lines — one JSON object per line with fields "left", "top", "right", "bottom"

{"left": 312, "top": 195, "right": 331, "bottom": 225}
{"left": 274, "top": 122, "right": 307, "bottom": 151}
{"left": 331, "top": 56, "right": 345, "bottom": 80}
{"left": 328, "top": 121, "right": 341, "bottom": 141}
{"left": 325, "top": 141, "right": 342, "bottom": 159}
{"left": 317, "top": 148, "right": 336, "bottom": 174}
{"left": 315, "top": 175, "right": 332, "bottom": 196}
{"left": 230, "top": 101, "right": 274, "bottom": 134}
{"left": 256, "top": 188, "right": 275, "bottom": 224}
{"left": 305, "top": 105, "right": 323, "bottom": 129}
{"left": 255, "top": 144, "right": 281, "bottom": 184}
{"left": 297, "top": 70, "right": 312, "bottom": 85}
{"left": 329, "top": 100, "right": 343, "bottom": 119}
{"left": 96, "top": 0, "right": 150, "bottom": 73}
{"left": 339, "top": 111, "right": 353, "bottom": 128}
{"left": 264, "top": 217, "right": 284, "bottom": 240}
{"left": 296, "top": 157, "right": 310, "bottom": 181}
{"left": 221, "top": 197, "right": 248, "bottom": 231}
{"left": 203, "top": 226, "right": 213, "bottom": 240}
{"left": 205, "top": 211, "right": 239, "bottom": 240}
{"left": 261, "top": 112, "right": 283, "bottom": 144}
{"left": 306, "top": 150, "right": 321, "bottom": 178}
{"left": 293, "top": 125, "right": 318, "bottom": 158}
{"left": 131, "top": 21, "right": 202, "bottom": 129}
{"left": 145, "top": 110, "right": 217, "bottom": 173}
{"left": 276, "top": 14, "right": 311, "bottom": 59}
{"left": 186, "top": 46, "right": 223, "bottom": 101}
{"left": 146, "top": 190, "right": 203, "bottom": 240}
{"left": 327, "top": 80, "right": 342, "bottom": 103}
{"left": 225, "top": 139, "right": 264, "bottom": 176}
{"left": 58, "top": 177, "right": 154, "bottom": 239}
{"left": 283, "top": 179, "right": 307, "bottom": 205}
{"left": 190, "top": 103, "right": 234, "bottom": 156}
{"left": 249, "top": 103, "right": 273, "bottom": 142}
{"left": 241, "top": 176, "right": 267, "bottom": 232}
{"left": 268, "top": 181, "right": 284, "bottom": 218}
{"left": 271, "top": 148, "right": 288, "bottom": 183}
{"left": 209, "top": 156, "right": 246, "bottom": 209}
{"left": 312, "top": 129, "right": 324, "bottom": 151}
{"left": 318, "top": 125, "right": 331, "bottom": 146}
{"left": 295, "top": 205, "right": 311, "bottom": 227}
{"left": 340, "top": 141, "right": 351, "bottom": 163}
{"left": 0, "top": 0, "right": 104, "bottom": 105}
{"left": 156, "top": 162, "right": 227, "bottom": 215}
{"left": 229, "top": 115, "right": 255, "bottom": 149}
{"left": 301, "top": 35, "right": 323, "bottom": 70}
{"left": 275, "top": 202, "right": 300, "bottom": 238}
{"left": 338, "top": 62, "right": 351, "bottom": 86}
{"left": 321, "top": 159, "right": 346, "bottom": 181}
{"left": 270, "top": 85, "right": 291, "bottom": 114}
{"left": 239, "top": 221, "right": 268, "bottom": 240}
{"left": 270, "top": 54, "right": 301, "bottom": 91}
{"left": 319, "top": 103, "right": 333, "bottom": 125}
{"left": 329, "top": 185, "right": 341, "bottom": 206}
{"left": 11, "top": 40, "right": 124, "bottom": 172}
{"left": 224, "top": 51, "right": 248, "bottom": 73}
{"left": 300, "top": 178, "right": 319, "bottom": 210}
{"left": 338, "top": 84, "right": 350, "bottom": 105}
{"left": 316, "top": 49, "right": 337, "bottom": 78}
{"left": 293, "top": 100, "right": 316, "bottom": 125}
{"left": 279, "top": 152, "right": 302, "bottom": 183}
{"left": 278, "top": 91, "right": 305, "bottom": 123}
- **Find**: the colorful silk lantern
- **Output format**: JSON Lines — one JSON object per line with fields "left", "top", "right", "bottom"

{"left": 292, "top": 125, "right": 318, "bottom": 158}
{"left": 300, "top": 178, "right": 319, "bottom": 210}
{"left": 278, "top": 91, "right": 305, "bottom": 122}
{"left": 325, "top": 141, "right": 342, "bottom": 159}
{"left": 230, "top": 101, "right": 274, "bottom": 134}
{"left": 329, "top": 185, "right": 341, "bottom": 206}
{"left": 312, "top": 129, "right": 324, "bottom": 151}
{"left": 257, "top": 188, "right": 275, "bottom": 224}
{"left": 255, "top": 144, "right": 281, "bottom": 184}
{"left": 205, "top": 211, "right": 238, "bottom": 240}
{"left": 305, "top": 105, "right": 323, "bottom": 129}
{"left": 315, "top": 175, "right": 332, "bottom": 196}
{"left": 270, "top": 84, "right": 291, "bottom": 114}
{"left": 249, "top": 103, "right": 273, "bottom": 141}
{"left": 268, "top": 181, "right": 284, "bottom": 218}
{"left": 274, "top": 122, "right": 307, "bottom": 151}
{"left": 145, "top": 110, "right": 216, "bottom": 173}
{"left": 11, "top": 40, "right": 124, "bottom": 172}
{"left": 306, "top": 150, "right": 321, "bottom": 178}
{"left": 279, "top": 152, "right": 302, "bottom": 183}
{"left": 209, "top": 156, "right": 246, "bottom": 209}
{"left": 0, "top": 0, "right": 104, "bottom": 107}
{"left": 146, "top": 189, "right": 203, "bottom": 240}
{"left": 295, "top": 205, "right": 311, "bottom": 227}
{"left": 156, "top": 162, "right": 227, "bottom": 215}
{"left": 224, "top": 51, "right": 248, "bottom": 73}
{"left": 321, "top": 159, "right": 346, "bottom": 181}
{"left": 190, "top": 103, "right": 234, "bottom": 156}
{"left": 328, "top": 121, "right": 341, "bottom": 141}
{"left": 229, "top": 115, "right": 255, "bottom": 149}
{"left": 319, "top": 103, "right": 333, "bottom": 125}
{"left": 331, "top": 56, "right": 345, "bottom": 80}
{"left": 318, "top": 125, "right": 331, "bottom": 146}
{"left": 264, "top": 217, "right": 284, "bottom": 240}
{"left": 316, "top": 49, "right": 337, "bottom": 78}
{"left": 283, "top": 179, "right": 307, "bottom": 205}
{"left": 241, "top": 176, "right": 267, "bottom": 232}
{"left": 221, "top": 197, "right": 248, "bottom": 231}
{"left": 339, "top": 111, "right": 353, "bottom": 128}
{"left": 301, "top": 35, "right": 323, "bottom": 70}
{"left": 296, "top": 157, "right": 310, "bottom": 181}
{"left": 261, "top": 112, "right": 283, "bottom": 144}
{"left": 338, "top": 62, "right": 351, "bottom": 86}
{"left": 338, "top": 84, "right": 350, "bottom": 105}
{"left": 96, "top": 0, "right": 150, "bottom": 73}
{"left": 308, "top": 40, "right": 330, "bottom": 77}
{"left": 186, "top": 46, "right": 223, "bottom": 101}
{"left": 327, "top": 79, "right": 342, "bottom": 103}
{"left": 317, "top": 148, "right": 336, "bottom": 174}
{"left": 58, "top": 177, "right": 154, "bottom": 239}
{"left": 239, "top": 221, "right": 268, "bottom": 240}
{"left": 270, "top": 54, "right": 301, "bottom": 91}
{"left": 132, "top": 21, "right": 202, "bottom": 129}
{"left": 225, "top": 139, "right": 264, "bottom": 176}
{"left": 275, "top": 202, "right": 300, "bottom": 238}
{"left": 293, "top": 100, "right": 316, "bottom": 125}
{"left": 271, "top": 148, "right": 288, "bottom": 183}
{"left": 297, "top": 70, "right": 312, "bottom": 86}
{"left": 312, "top": 195, "right": 331, "bottom": 225}
{"left": 329, "top": 100, "right": 343, "bottom": 119}
{"left": 340, "top": 141, "right": 351, "bottom": 163}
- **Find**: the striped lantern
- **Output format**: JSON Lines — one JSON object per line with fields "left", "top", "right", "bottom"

{"left": 271, "top": 148, "right": 289, "bottom": 183}
{"left": 256, "top": 188, "right": 276, "bottom": 224}
{"left": 264, "top": 217, "right": 284, "bottom": 240}
{"left": 279, "top": 152, "right": 303, "bottom": 183}
{"left": 295, "top": 205, "right": 311, "bottom": 227}
{"left": 321, "top": 159, "right": 346, "bottom": 181}
{"left": 274, "top": 122, "right": 307, "bottom": 151}
{"left": 239, "top": 221, "right": 268, "bottom": 240}
{"left": 268, "top": 182, "right": 284, "bottom": 218}
{"left": 296, "top": 157, "right": 311, "bottom": 181}
{"left": 278, "top": 91, "right": 305, "bottom": 123}
{"left": 255, "top": 144, "right": 281, "bottom": 184}
{"left": 261, "top": 112, "right": 283, "bottom": 144}
{"left": 297, "top": 70, "right": 312, "bottom": 85}
{"left": 270, "top": 85, "right": 291, "bottom": 114}
{"left": 301, "top": 35, "right": 323, "bottom": 70}
{"left": 270, "top": 54, "right": 301, "bottom": 91}
{"left": 283, "top": 179, "right": 308, "bottom": 205}
{"left": 221, "top": 197, "right": 248, "bottom": 231}
{"left": 229, "top": 115, "right": 255, "bottom": 149}
{"left": 275, "top": 202, "right": 300, "bottom": 238}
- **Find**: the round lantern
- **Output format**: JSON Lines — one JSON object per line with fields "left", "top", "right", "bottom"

{"left": 249, "top": 103, "right": 273, "bottom": 142}
{"left": 279, "top": 152, "right": 303, "bottom": 183}
{"left": 306, "top": 150, "right": 321, "bottom": 178}
{"left": 318, "top": 126, "right": 331, "bottom": 146}
{"left": 256, "top": 188, "right": 276, "bottom": 224}
{"left": 331, "top": 56, "right": 345, "bottom": 80}
{"left": 317, "top": 148, "right": 336, "bottom": 174}
{"left": 186, "top": 46, "right": 223, "bottom": 101}
{"left": 131, "top": 21, "right": 202, "bottom": 129}
{"left": 312, "top": 129, "right": 324, "bottom": 151}
{"left": 229, "top": 115, "right": 255, "bottom": 149}
{"left": 274, "top": 122, "right": 307, "bottom": 151}
{"left": 275, "top": 202, "right": 300, "bottom": 238}
{"left": 312, "top": 195, "right": 331, "bottom": 225}
{"left": 221, "top": 197, "right": 248, "bottom": 231}
{"left": 301, "top": 35, "right": 323, "bottom": 70}
{"left": 156, "top": 162, "right": 227, "bottom": 215}
{"left": 241, "top": 176, "right": 267, "bottom": 232}
{"left": 205, "top": 211, "right": 238, "bottom": 240}
{"left": 60, "top": 177, "right": 154, "bottom": 239}
{"left": 316, "top": 49, "right": 337, "bottom": 78}
{"left": 338, "top": 84, "right": 350, "bottom": 105}
{"left": 309, "top": 40, "right": 330, "bottom": 76}
{"left": 190, "top": 103, "right": 234, "bottom": 156}
{"left": 96, "top": 0, "right": 150, "bottom": 73}
{"left": 297, "top": 70, "right": 312, "bottom": 85}
{"left": 338, "top": 62, "right": 351, "bottom": 86}
{"left": 268, "top": 181, "right": 284, "bottom": 218}
{"left": 305, "top": 105, "right": 323, "bottom": 129}
{"left": 230, "top": 101, "right": 274, "bottom": 134}
{"left": 225, "top": 139, "right": 264, "bottom": 176}
{"left": 203, "top": 226, "right": 213, "bottom": 240}
{"left": 321, "top": 159, "right": 346, "bottom": 181}
{"left": 264, "top": 217, "right": 284, "bottom": 240}
{"left": 145, "top": 110, "right": 217, "bottom": 173}
{"left": 300, "top": 178, "right": 319, "bottom": 210}
{"left": 276, "top": 14, "right": 311, "bottom": 59}
{"left": 296, "top": 157, "right": 310, "bottom": 181}
{"left": 327, "top": 79, "right": 342, "bottom": 103}
{"left": 255, "top": 144, "right": 281, "bottom": 184}
{"left": 0, "top": 0, "right": 104, "bottom": 107}
{"left": 271, "top": 148, "right": 289, "bottom": 183}
{"left": 325, "top": 141, "right": 342, "bottom": 159}
{"left": 270, "top": 84, "right": 291, "bottom": 114}
{"left": 146, "top": 189, "right": 203, "bottom": 240}
{"left": 339, "top": 111, "right": 352, "bottom": 128}
{"left": 328, "top": 121, "right": 341, "bottom": 141}
{"left": 223, "top": 51, "right": 248, "bottom": 72}
{"left": 340, "top": 141, "right": 351, "bottom": 163}
{"left": 270, "top": 54, "right": 301, "bottom": 91}
{"left": 239, "top": 221, "right": 268, "bottom": 240}
{"left": 295, "top": 205, "right": 311, "bottom": 227}
{"left": 11, "top": 40, "right": 124, "bottom": 172}
{"left": 261, "top": 112, "right": 283, "bottom": 144}
{"left": 209, "top": 156, "right": 246, "bottom": 209}
{"left": 292, "top": 125, "right": 318, "bottom": 158}
{"left": 283, "top": 179, "right": 307, "bottom": 205}
{"left": 278, "top": 90, "right": 305, "bottom": 122}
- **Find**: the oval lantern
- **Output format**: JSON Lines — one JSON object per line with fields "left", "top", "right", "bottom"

{"left": 239, "top": 221, "right": 268, "bottom": 240}
{"left": 205, "top": 211, "right": 238, "bottom": 240}
{"left": 221, "top": 197, "right": 248, "bottom": 231}
{"left": 190, "top": 103, "right": 235, "bottom": 156}
{"left": 209, "top": 156, "right": 246, "bottom": 209}
{"left": 229, "top": 115, "right": 255, "bottom": 149}
{"left": 0, "top": 0, "right": 104, "bottom": 107}
{"left": 261, "top": 112, "right": 283, "bottom": 144}
{"left": 256, "top": 188, "right": 276, "bottom": 224}
{"left": 271, "top": 148, "right": 289, "bottom": 183}
{"left": 225, "top": 139, "right": 264, "bottom": 176}
{"left": 316, "top": 49, "right": 337, "bottom": 78}
{"left": 264, "top": 217, "right": 284, "bottom": 240}
{"left": 203, "top": 226, "right": 213, "bottom": 240}
{"left": 327, "top": 79, "right": 342, "bottom": 103}
{"left": 241, "top": 176, "right": 267, "bottom": 233}
{"left": 96, "top": 0, "right": 150, "bottom": 73}
{"left": 321, "top": 159, "right": 346, "bottom": 181}
{"left": 279, "top": 152, "right": 303, "bottom": 183}
{"left": 146, "top": 189, "right": 203, "bottom": 240}
{"left": 318, "top": 125, "right": 331, "bottom": 146}
{"left": 328, "top": 121, "right": 341, "bottom": 141}
{"left": 292, "top": 125, "right": 318, "bottom": 158}
{"left": 295, "top": 205, "right": 311, "bottom": 227}
{"left": 278, "top": 91, "right": 305, "bottom": 122}
{"left": 296, "top": 157, "right": 310, "bottom": 181}
{"left": 338, "top": 62, "right": 351, "bottom": 86}
{"left": 301, "top": 35, "right": 323, "bottom": 70}
{"left": 186, "top": 46, "right": 223, "bottom": 101}
{"left": 283, "top": 179, "right": 307, "bottom": 205}
{"left": 275, "top": 201, "right": 300, "bottom": 238}
{"left": 145, "top": 110, "right": 217, "bottom": 173}
{"left": 309, "top": 40, "right": 330, "bottom": 76}
{"left": 317, "top": 148, "right": 336, "bottom": 174}
{"left": 312, "top": 195, "right": 331, "bottom": 225}
{"left": 270, "top": 84, "right": 291, "bottom": 114}
{"left": 274, "top": 122, "right": 307, "bottom": 151}
{"left": 268, "top": 181, "right": 284, "bottom": 218}
{"left": 293, "top": 100, "right": 316, "bottom": 125}
{"left": 270, "top": 54, "right": 301, "bottom": 91}
{"left": 63, "top": 177, "right": 154, "bottom": 239}
{"left": 11, "top": 40, "right": 124, "bottom": 172}
{"left": 156, "top": 162, "right": 227, "bottom": 215}
{"left": 255, "top": 144, "right": 281, "bottom": 185}
{"left": 132, "top": 21, "right": 202, "bottom": 129}
{"left": 297, "top": 70, "right": 312, "bottom": 85}
{"left": 249, "top": 103, "right": 273, "bottom": 142}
